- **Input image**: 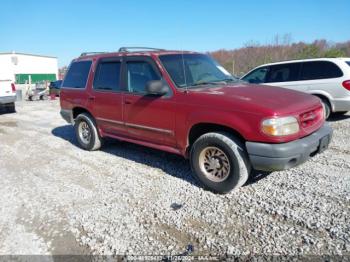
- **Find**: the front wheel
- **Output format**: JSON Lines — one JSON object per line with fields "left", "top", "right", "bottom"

{"left": 74, "top": 113, "right": 102, "bottom": 151}
{"left": 190, "top": 132, "right": 251, "bottom": 194}
{"left": 320, "top": 98, "right": 331, "bottom": 119}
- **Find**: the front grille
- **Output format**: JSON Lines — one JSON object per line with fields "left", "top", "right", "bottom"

{"left": 299, "top": 106, "right": 324, "bottom": 130}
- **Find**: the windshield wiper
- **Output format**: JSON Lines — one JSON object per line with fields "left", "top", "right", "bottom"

{"left": 220, "top": 78, "right": 239, "bottom": 82}
{"left": 189, "top": 81, "right": 226, "bottom": 87}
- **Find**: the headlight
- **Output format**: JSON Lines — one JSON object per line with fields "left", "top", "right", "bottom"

{"left": 262, "top": 116, "right": 300, "bottom": 136}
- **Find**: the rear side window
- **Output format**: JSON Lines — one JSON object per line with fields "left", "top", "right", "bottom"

{"left": 93, "top": 62, "right": 121, "bottom": 91}
{"left": 300, "top": 61, "right": 343, "bottom": 80}
{"left": 266, "top": 63, "right": 301, "bottom": 83}
{"left": 63, "top": 61, "right": 92, "bottom": 88}
{"left": 242, "top": 67, "right": 268, "bottom": 84}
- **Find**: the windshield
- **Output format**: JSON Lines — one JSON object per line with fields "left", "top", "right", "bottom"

{"left": 159, "top": 54, "right": 238, "bottom": 88}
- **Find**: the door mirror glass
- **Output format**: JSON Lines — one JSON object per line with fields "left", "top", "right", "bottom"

{"left": 145, "top": 80, "right": 169, "bottom": 96}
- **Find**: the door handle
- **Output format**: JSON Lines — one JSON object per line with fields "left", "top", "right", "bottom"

{"left": 88, "top": 96, "right": 95, "bottom": 101}
{"left": 124, "top": 100, "right": 132, "bottom": 105}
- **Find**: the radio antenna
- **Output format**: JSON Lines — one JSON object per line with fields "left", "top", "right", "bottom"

{"left": 181, "top": 50, "right": 188, "bottom": 93}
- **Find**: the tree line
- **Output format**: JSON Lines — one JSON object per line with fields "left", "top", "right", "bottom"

{"left": 209, "top": 35, "right": 350, "bottom": 77}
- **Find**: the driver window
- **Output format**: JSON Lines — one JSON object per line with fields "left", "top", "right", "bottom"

{"left": 243, "top": 67, "right": 268, "bottom": 84}
{"left": 126, "top": 61, "right": 161, "bottom": 94}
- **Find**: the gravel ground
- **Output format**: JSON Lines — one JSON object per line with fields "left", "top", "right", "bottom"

{"left": 0, "top": 100, "right": 349, "bottom": 257}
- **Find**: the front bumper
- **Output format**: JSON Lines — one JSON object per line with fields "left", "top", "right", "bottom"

{"left": 246, "top": 124, "right": 333, "bottom": 171}
{"left": 0, "top": 95, "right": 16, "bottom": 105}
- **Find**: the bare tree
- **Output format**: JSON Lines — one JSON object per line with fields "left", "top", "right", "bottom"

{"left": 209, "top": 36, "right": 350, "bottom": 76}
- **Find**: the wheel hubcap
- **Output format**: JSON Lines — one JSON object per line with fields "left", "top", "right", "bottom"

{"left": 78, "top": 121, "right": 91, "bottom": 144}
{"left": 199, "top": 146, "right": 231, "bottom": 182}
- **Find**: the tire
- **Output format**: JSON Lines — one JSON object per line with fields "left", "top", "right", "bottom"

{"left": 74, "top": 113, "right": 102, "bottom": 151}
{"left": 190, "top": 132, "right": 251, "bottom": 194}
{"left": 6, "top": 103, "right": 16, "bottom": 113}
{"left": 40, "top": 95, "right": 48, "bottom": 100}
{"left": 320, "top": 97, "right": 331, "bottom": 119}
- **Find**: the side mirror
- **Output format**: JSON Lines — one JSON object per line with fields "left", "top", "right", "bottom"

{"left": 145, "top": 80, "right": 169, "bottom": 96}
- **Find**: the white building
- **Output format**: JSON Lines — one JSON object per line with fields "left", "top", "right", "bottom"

{"left": 0, "top": 52, "right": 58, "bottom": 84}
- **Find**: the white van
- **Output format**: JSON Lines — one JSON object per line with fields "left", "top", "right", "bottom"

{"left": 241, "top": 58, "right": 350, "bottom": 118}
{"left": 0, "top": 79, "right": 16, "bottom": 113}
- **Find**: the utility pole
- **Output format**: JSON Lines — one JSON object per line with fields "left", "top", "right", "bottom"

{"left": 232, "top": 59, "right": 235, "bottom": 75}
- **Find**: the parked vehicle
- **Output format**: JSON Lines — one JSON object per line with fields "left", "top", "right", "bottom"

{"left": 0, "top": 79, "right": 16, "bottom": 113}
{"left": 27, "top": 81, "right": 49, "bottom": 101}
{"left": 60, "top": 47, "right": 332, "bottom": 193}
{"left": 241, "top": 58, "right": 350, "bottom": 118}
{"left": 49, "top": 80, "right": 63, "bottom": 96}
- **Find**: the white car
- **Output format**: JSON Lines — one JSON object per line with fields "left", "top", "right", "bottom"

{"left": 0, "top": 79, "right": 16, "bottom": 113}
{"left": 241, "top": 58, "right": 350, "bottom": 118}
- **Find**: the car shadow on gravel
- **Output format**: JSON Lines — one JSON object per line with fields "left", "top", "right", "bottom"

{"left": 245, "top": 170, "right": 271, "bottom": 186}
{"left": 52, "top": 125, "right": 269, "bottom": 189}
{"left": 52, "top": 125, "right": 200, "bottom": 188}
{"left": 327, "top": 113, "right": 350, "bottom": 122}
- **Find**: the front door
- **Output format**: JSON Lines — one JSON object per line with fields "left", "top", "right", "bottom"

{"left": 122, "top": 56, "right": 176, "bottom": 146}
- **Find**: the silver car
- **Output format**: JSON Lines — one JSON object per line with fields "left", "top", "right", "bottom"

{"left": 241, "top": 58, "right": 350, "bottom": 118}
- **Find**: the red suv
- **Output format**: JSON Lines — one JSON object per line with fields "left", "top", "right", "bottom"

{"left": 60, "top": 47, "right": 332, "bottom": 193}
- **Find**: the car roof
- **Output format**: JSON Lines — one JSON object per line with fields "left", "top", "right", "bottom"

{"left": 74, "top": 50, "right": 199, "bottom": 62}
{"left": 257, "top": 57, "right": 350, "bottom": 67}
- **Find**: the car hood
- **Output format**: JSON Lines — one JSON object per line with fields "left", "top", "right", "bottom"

{"left": 185, "top": 83, "right": 321, "bottom": 116}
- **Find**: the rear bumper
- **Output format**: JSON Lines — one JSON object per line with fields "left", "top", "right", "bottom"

{"left": 246, "top": 124, "right": 333, "bottom": 171}
{"left": 0, "top": 95, "right": 16, "bottom": 105}
{"left": 332, "top": 96, "right": 350, "bottom": 112}
{"left": 60, "top": 109, "right": 73, "bottom": 124}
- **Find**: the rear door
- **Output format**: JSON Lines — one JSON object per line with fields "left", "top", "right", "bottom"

{"left": 90, "top": 57, "right": 127, "bottom": 136}
{"left": 0, "top": 80, "right": 13, "bottom": 97}
{"left": 122, "top": 56, "right": 176, "bottom": 146}
{"left": 299, "top": 61, "right": 344, "bottom": 97}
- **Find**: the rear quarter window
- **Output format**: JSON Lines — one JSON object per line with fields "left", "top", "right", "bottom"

{"left": 300, "top": 61, "right": 343, "bottom": 80}
{"left": 346, "top": 61, "right": 350, "bottom": 67}
{"left": 63, "top": 61, "right": 92, "bottom": 88}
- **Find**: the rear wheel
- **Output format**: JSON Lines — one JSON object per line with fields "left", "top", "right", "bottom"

{"left": 74, "top": 113, "right": 102, "bottom": 151}
{"left": 190, "top": 132, "right": 251, "bottom": 194}
{"left": 40, "top": 94, "right": 48, "bottom": 100}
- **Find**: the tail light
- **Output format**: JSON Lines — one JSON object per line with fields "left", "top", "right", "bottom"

{"left": 343, "top": 80, "right": 350, "bottom": 91}
{"left": 11, "top": 83, "right": 16, "bottom": 93}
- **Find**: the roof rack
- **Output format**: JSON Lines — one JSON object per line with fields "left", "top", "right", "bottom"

{"left": 80, "top": 52, "right": 108, "bottom": 57}
{"left": 118, "top": 47, "right": 166, "bottom": 52}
